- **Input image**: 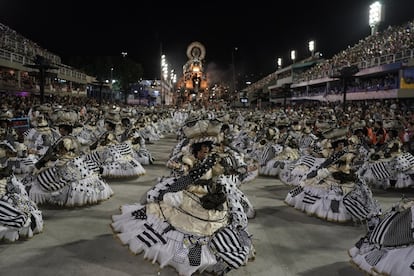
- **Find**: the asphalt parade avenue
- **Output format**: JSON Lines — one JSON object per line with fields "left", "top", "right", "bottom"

{"left": 1, "top": 134, "right": 410, "bottom": 276}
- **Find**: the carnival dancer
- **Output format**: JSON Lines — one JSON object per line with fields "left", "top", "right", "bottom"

{"left": 0, "top": 108, "right": 35, "bottom": 175}
{"left": 279, "top": 125, "right": 328, "bottom": 187}
{"left": 22, "top": 111, "right": 114, "bottom": 207}
{"left": 218, "top": 122, "right": 259, "bottom": 185}
{"left": 0, "top": 160, "right": 43, "bottom": 242}
{"left": 10, "top": 107, "right": 64, "bottom": 176}
{"left": 73, "top": 109, "right": 101, "bottom": 155}
{"left": 284, "top": 127, "right": 380, "bottom": 223}
{"left": 0, "top": 109, "right": 19, "bottom": 144}
{"left": 85, "top": 109, "right": 146, "bottom": 178}
{"left": 119, "top": 116, "right": 155, "bottom": 166}
{"left": 135, "top": 112, "right": 162, "bottom": 144}
{"left": 0, "top": 109, "right": 31, "bottom": 174}
{"left": 111, "top": 116, "right": 255, "bottom": 275}
{"left": 257, "top": 117, "right": 300, "bottom": 178}
{"left": 23, "top": 134, "right": 113, "bottom": 207}
{"left": 24, "top": 105, "right": 60, "bottom": 156}
{"left": 359, "top": 125, "right": 414, "bottom": 189}
{"left": 348, "top": 196, "right": 414, "bottom": 276}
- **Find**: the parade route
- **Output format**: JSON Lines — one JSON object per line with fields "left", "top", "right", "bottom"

{"left": 1, "top": 134, "right": 410, "bottom": 276}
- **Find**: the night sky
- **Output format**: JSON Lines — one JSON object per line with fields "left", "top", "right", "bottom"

{"left": 1, "top": 0, "right": 414, "bottom": 83}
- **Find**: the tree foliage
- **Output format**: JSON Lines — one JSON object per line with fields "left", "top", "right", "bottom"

{"left": 64, "top": 55, "right": 143, "bottom": 91}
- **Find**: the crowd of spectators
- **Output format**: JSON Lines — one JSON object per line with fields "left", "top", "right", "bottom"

{"left": 2, "top": 92, "right": 414, "bottom": 155}
{"left": 247, "top": 19, "right": 414, "bottom": 101}
{"left": 296, "top": 19, "right": 414, "bottom": 82}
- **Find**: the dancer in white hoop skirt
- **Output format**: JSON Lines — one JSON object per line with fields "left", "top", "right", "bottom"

{"left": 349, "top": 197, "right": 414, "bottom": 275}
{"left": 23, "top": 136, "right": 113, "bottom": 207}
{"left": 0, "top": 166, "right": 43, "bottom": 242}
{"left": 111, "top": 117, "right": 255, "bottom": 275}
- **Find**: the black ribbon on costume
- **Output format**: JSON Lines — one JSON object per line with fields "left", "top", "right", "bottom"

{"left": 307, "top": 150, "right": 347, "bottom": 179}
{"left": 157, "top": 153, "right": 218, "bottom": 200}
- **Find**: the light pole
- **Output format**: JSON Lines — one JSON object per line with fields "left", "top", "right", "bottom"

{"left": 110, "top": 67, "right": 114, "bottom": 102}
{"left": 121, "top": 51, "right": 128, "bottom": 104}
{"left": 232, "top": 47, "right": 238, "bottom": 96}
{"left": 277, "top": 57, "right": 282, "bottom": 70}
{"left": 369, "top": 1, "right": 383, "bottom": 35}
{"left": 308, "top": 40, "right": 315, "bottom": 57}
{"left": 161, "top": 54, "right": 169, "bottom": 107}
{"left": 170, "top": 69, "right": 177, "bottom": 107}
{"left": 290, "top": 50, "right": 296, "bottom": 64}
